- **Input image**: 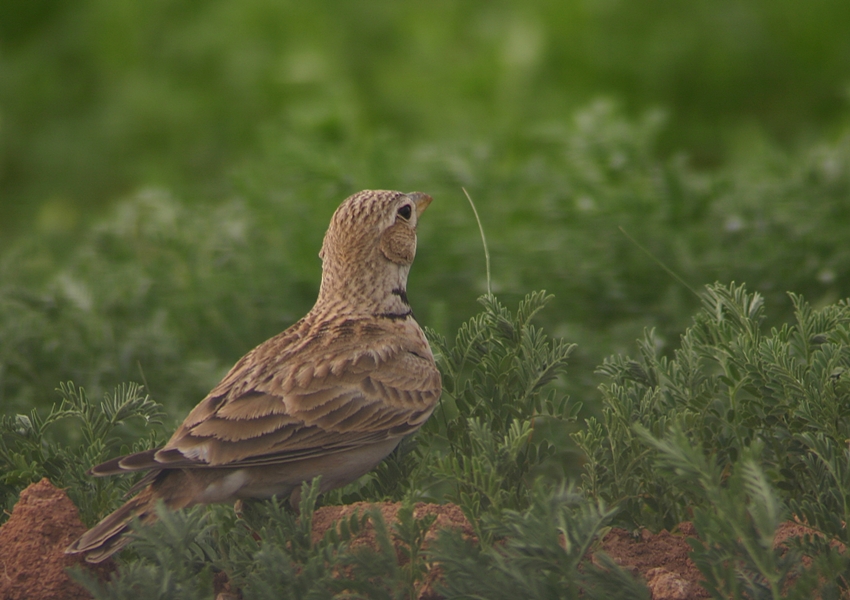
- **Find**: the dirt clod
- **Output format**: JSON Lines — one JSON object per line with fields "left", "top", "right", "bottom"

{"left": 0, "top": 478, "right": 112, "bottom": 600}
{"left": 600, "top": 525, "right": 710, "bottom": 599}
{"left": 645, "top": 567, "right": 692, "bottom": 600}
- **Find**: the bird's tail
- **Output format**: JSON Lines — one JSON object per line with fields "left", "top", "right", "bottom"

{"left": 66, "top": 486, "right": 158, "bottom": 564}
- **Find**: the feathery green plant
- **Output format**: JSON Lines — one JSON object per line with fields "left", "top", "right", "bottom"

{"left": 0, "top": 381, "right": 163, "bottom": 524}
{"left": 431, "top": 484, "right": 648, "bottom": 600}
{"left": 577, "top": 282, "right": 850, "bottom": 531}
{"left": 10, "top": 284, "right": 850, "bottom": 597}
{"left": 73, "top": 478, "right": 449, "bottom": 600}
{"left": 582, "top": 281, "right": 850, "bottom": 597}
{"left": 422, "top": 291, "right": 578, "bottom": 524}
{"left": 638, "top": 426, "right": 796, "bottom": 600}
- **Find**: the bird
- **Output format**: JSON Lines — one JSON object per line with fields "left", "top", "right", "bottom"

{"left": 66, "top": 190, "right": 442, "bottom": 563}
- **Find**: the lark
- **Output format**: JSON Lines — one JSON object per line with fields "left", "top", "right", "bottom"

{"left": 66, "top": 190, "right": 441, "bottom": 563}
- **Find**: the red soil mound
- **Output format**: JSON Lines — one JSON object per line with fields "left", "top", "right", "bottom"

{"left": 0, "top": 479, "right": 112, "bottom": 600}
{"left": 600, "top": 523, "right": 709, "bottom": 600}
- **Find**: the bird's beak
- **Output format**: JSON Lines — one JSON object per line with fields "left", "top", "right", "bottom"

{"left": 406, "top": 192, "right": 433, "bottom": 218}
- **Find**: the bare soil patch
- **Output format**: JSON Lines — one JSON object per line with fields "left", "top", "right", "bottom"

{"left": 600, "top": 523, "right": 709, "bottom": 600}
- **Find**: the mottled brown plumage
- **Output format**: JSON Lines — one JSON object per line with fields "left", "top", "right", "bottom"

{"left": 66, "top": 190, "right": 441, "bottom": 563}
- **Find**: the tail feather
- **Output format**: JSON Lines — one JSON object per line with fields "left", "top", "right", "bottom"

{"left": 89, "top": 449, "right": 160, "bottom": 476}
{"left": 89, "top": 447, "right": 200, "bottom": 476}
{"left": 66, "top": 487, "right": 156, "bottom": 563}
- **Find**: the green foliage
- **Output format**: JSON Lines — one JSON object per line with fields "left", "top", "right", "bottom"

{"left": 783, "top": 432, "right": 850, "bottom": 595}
{"left": 73, "top": 479, "right": 456, "bottom": 600}
{"left": 637, "top": 423, "right": 850, "bottom": 600}
{"left": 73, "top": 502, "right": 218, "bottom": 600}
{"left": 0, "top": 192, "right": 319, "bottom": 419}
{"left": 639, "top": 428, "right": 797, "bottom": 600}
{"left": 431, "top": 292, "right": 576, "bottom": 429}
{"left": 4, "top": 6, "right": 850, "bottom": 591}
{"left": 3, "top": 0, "right": 849, "bottom": 239}
{"left": 421, "top": 292, "right": 577, "bottom": 525}
{"left": 577, "top": 282, "right": 850, "bottom": 530}
{"left": 581, "top": 282, "right": 850, "bottom": 597}
{"left": 5, "top": 100, "right": 850, "bottom": 423}
{"left": 0, "top": 382, "right": 163, "bottom": 524}
{"left": 431, "top": 485, "right": 648, "bottom": 600}
{"left": 10, "top": 285, "right": 850, "bottom": 596}
{"left": 210, "top": 478, "right": 417, "bottom": 599}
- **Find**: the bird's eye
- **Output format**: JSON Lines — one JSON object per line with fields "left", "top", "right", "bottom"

{"left": 397, "top": 204, "right": 413, "bottom": 220}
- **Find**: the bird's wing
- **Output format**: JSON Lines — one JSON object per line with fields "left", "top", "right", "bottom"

{"left": 92, "top": 316, "right": 441, "bottom": 475}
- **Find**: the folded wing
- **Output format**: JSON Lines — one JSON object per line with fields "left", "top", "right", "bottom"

{"left": 90, "top": 316, "right": 441, "bottom": 476}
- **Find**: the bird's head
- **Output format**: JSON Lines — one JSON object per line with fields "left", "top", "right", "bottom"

{"left": 316, "top": 190, "right": 432, "bottom": 314}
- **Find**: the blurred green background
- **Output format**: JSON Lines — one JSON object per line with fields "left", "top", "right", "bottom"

{"left": 2, "top": 0, "right": 850, "bottom": 419}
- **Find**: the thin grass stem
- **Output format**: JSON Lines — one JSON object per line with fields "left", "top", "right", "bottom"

{"left": 463, "top": 187, "right": 492, "bottom": 298}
